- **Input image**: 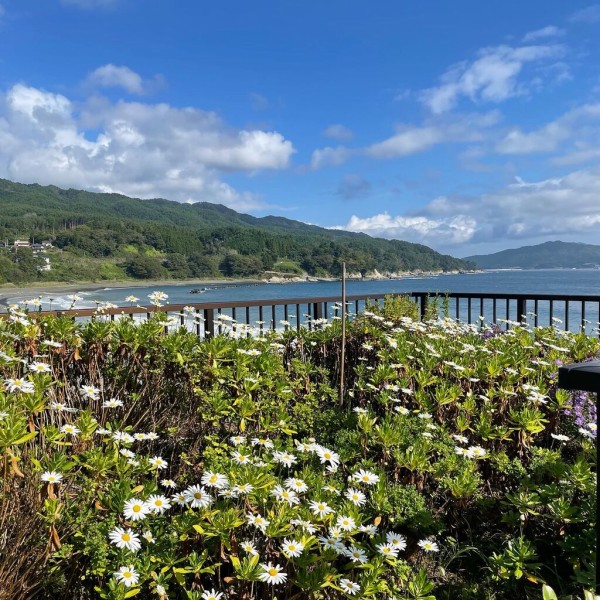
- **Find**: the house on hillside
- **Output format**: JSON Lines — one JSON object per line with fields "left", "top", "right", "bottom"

{"left": 13, "top": 239, "right": 31, "bottom": 248}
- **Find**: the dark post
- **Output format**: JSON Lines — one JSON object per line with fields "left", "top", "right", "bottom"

{"left": 557, "top": 360, "right": 599, "bottom": 592}
{"left": 204, "top": 308, "right": 215, "bottom": 337}
{"left": 516, "top": 298, "right": 527, "bottom": 324}
{"left": 419, "top": 294, "right": 428, "bottom": 321}
{"left": 313, "top": 302, "right": 324, "bottom": 321}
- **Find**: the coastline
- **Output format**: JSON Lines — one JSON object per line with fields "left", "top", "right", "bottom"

{"left": 0, "top": 278, "right": 267, "bottom": 305}
{"left": 0, "top": 269, "right": 476, "bottom": 306}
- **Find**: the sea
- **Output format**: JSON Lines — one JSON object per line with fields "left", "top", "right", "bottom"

{"left": 13, "top": 268, "right": 600, "bottom": 334}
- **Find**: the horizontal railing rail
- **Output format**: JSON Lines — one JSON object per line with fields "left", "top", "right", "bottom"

{"left": 5, "top": 291, "right": 600, "bottom": 336}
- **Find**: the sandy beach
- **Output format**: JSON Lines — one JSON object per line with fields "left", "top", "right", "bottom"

{"left": 0, "top": 278, "right": 265, "bottom": 305}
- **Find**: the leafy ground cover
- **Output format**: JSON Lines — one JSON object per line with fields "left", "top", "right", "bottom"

{"left": 0, "top": 296, "right": 597, "bottom": 599}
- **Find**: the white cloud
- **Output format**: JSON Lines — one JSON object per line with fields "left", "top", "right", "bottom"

{"left": 85, "top": 64, "right": 163, "bottom": 96}
{"left": 366, "top": 126, "right": 442, "bottom": 159}
{"left": 332, "top": 165, "right": 600, "bottom": 252}
{"left": 310, "top": 145, "right": 351, "bottom": 169}
{"left": 569, "top": 4, "right": 600, "bottom": 23}
{"left": 421, "top": 43, "right": 565, "bottom": 114}
{"left": 496, "top": 103, "right": 600, "bottom": 154}
{"left": 323, "top": 124, "right": 354, "bottom": 142}
{"left": 0, "top": 83, "right": 295, "bottom": 211}
{"left": 335, "top": 212, "right": 477, "bottom": 246}
{"left": 311, "top": 112, "right": 500, "bottom": 168}
{"left": 522, "top": 25, "right": 565, "bottom": 43}
{"left": 365, "top": 111, "right": 501, "bottom": 160}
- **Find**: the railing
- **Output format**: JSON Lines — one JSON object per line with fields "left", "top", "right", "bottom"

{"left": 10, "top": 291, "right": 600, "bottom": 337}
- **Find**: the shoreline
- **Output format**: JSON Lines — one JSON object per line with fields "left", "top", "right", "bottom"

{"left": 0, "top": 270, "right": 479, "bottom": 306}
{"left": 0, "top": 278, "right": 267, "bottom": 305}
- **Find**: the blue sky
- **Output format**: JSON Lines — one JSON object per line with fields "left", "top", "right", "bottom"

{"left": 1, "top": 1, "right": 599, "bottom": 256}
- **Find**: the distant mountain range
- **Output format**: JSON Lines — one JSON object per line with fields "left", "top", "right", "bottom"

{"left": 465, "top": 241, "right": 600, "bottom": 270}
{"left": 0, "top": 178, "right": 473, "bottom": 285}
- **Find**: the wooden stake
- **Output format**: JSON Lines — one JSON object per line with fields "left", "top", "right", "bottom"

{"left": 339, "top": 262, "right": 346, "bottom": 407}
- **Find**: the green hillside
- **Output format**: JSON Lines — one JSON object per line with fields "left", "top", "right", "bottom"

{"left": 465, "top": 241, "right": 600, "bottom": 269}
{"left": 0, "top": 178, "right": 474, "bottom": 284}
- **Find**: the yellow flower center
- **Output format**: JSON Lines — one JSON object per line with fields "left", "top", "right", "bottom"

{"left": 268, "top": 568, "right": 278, "bottom": 576}
{"left": 155, "top": 500, "right": 162, "bottom": 506}
{"left": 194, "top": 492, "right": 202, "bottom": 499}
{"left": 289, "top": 545, "right": 296, "bottom": 551}
{"left": 324, "top": 453, "right": 331, "bottom": 459}
{"left": 133, "top": 505, "right": 141, "bottom": 512}
{"left": 123, "top": 571, "right": 132, "bottom": 579}
{"left": 122, "top": 533, "right": 131, "bottom": 542}
{"left": 210, "top": 475, "right": 217, "bottom": 482}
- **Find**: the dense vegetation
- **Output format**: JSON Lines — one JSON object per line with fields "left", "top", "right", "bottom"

{"left": 0, "top": 296, "right": 597, "bottom": 599}
{"left": 465, "top": 241, "right": 600, "bottom": 270}
{"left": 0, "top": 178, "right": 473, "bottom": 284}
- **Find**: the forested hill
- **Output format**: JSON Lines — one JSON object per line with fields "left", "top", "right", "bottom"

{"left": 0, "top": 178, "right": 474, "bottom": 284}
{"left": 465, "top": 241, "right": 600, "bottom": 270}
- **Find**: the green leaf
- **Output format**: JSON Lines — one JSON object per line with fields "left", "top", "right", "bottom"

{"left": 542, "top": 584, "right": 558, "bottom": 600}
{"left": 124, "top": 589, "right": 141, "bottom": 598}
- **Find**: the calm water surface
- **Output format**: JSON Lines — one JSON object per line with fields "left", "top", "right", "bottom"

{"left": 21, "top": 269, "right": 600, "bottom": 310}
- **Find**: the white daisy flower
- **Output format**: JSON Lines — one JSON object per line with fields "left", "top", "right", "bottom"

{"left": 339, "top": 578, "right": 361, "bottom": 595}
{"left": 232, "top": 451, "right": 252, "bottom": 465}
{"left": 336, "top": 515, "right": 356, "bottom": 531}
{"left": 109, "top": 527, "right": 141, "bottom": 552}
{"left": 60, "top": 424, "right": 80, "bottom": 436}
{"left": 149, "top": 456, "right": 168, "bottom": 470}
{"left": 146, "top": 494, "right": 171, "bottom": 514}
{"left": 113, "top": 565, "right": 139, "bottom": 587}
{"left": 184, "top": 485, "right": 213, "bottom": 509}
{"left": 251, "top": 437, "right": 274, "bottom": 449}
{"left": 309, "top": 500, "right": 334, "bottom": 518}
{"left": 345, "top": 545, "right": 368, "bottom": 564}
{"left": 258, "top": 562, "right": 286, "bottom": 585}
{"left": 232, "top": 483, "right": 254, "bottom": 495}
{"left": 281, "top": 538, "right": 305, "bottom": 558}
{"left": 240, "top": 540, "right": 258, "bottom": 555}
{"left": 247, "top": 512, "right": 269, "bottom": 533}
{"left": 161, "top": 479, "right": 177, "bottom": 488}
{"left": 272, "top": 451, "right": 297, "bottom": 467}
{"left": 29, "top": 362, "right": 51, "bottom": 373}
{"left": 358, "top": 524, "right": 378, "bottom": 536}
{"left": 345, "top": 488, "right": 367, "bottom": 506}
{"left": 386, "top": 531, "right": 407, "bottom": 550}
{"left": 80, "top": 385, "right": 100, "bottom": 400}
{"left": 271, "top": 485, "right": 300, "bottom": 506}
{"left": 142, "top": 530, "right": 155, "bottom": 543}
{"left": 102, "top": 398, "right": 123, "bottom": 408}
{"left": 376, "top": 543, "right": 399, "bottom": 558}
{"left": 284, "top": 477, "right": 308, "bottom": 493}
{"left": 201, "top": 590, "right": 223, "bottom": 600}
{"left": 315, "top": 446, "right": 340, "bottom": 467}
{"left": 352, "top": 469, "right": 380, "bottom": 485}
{"left": 201, "top": 471, "right": 229, "bottom": 489}
{"left": 418, "top": 538, "right": 440, "bottom": 552}
{"left": 123, "top": 498, "right": 150, "bottom": 521}
{"left": 41, "top": 471, "right": 63, "bottom": 484}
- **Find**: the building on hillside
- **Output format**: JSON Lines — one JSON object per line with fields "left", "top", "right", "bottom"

{"left": 37, "top": 257, "right": 52, "bottom": 271}
{"left": 13, "top": 239, "right": 31, "bottom": 248}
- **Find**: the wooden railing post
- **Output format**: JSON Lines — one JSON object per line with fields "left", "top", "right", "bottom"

{"left": 516, "top": 298, "right": 527, "bottom": 324}
{"left": 419, "top": 294, "right": 428, "bottom": 321}
{"left": 313, "top": 302, "right": 323, "bottom": 321}
{"left": 204, "top": 308, "right": 215, "bottom": 337}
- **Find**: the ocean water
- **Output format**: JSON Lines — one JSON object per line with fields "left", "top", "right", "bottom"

{"left": 14, "top": 269, "right": 600, "bottom": 333}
